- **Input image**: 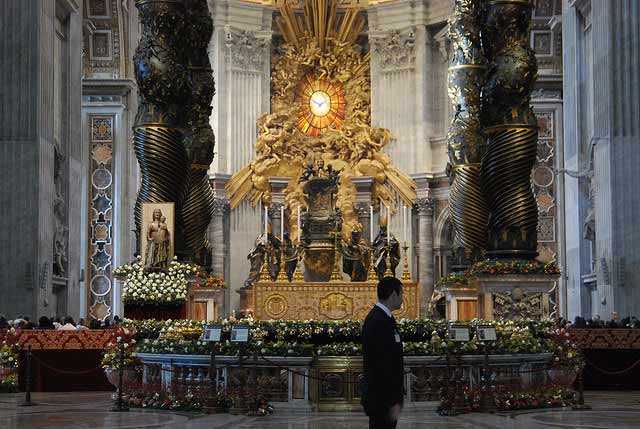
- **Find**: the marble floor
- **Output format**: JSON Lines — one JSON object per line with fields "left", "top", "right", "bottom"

{"left": 0, "top": 392, "right": 638, "bottom": 429}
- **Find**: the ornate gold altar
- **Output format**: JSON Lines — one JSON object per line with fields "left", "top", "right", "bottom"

{"left": 243, "top": 278, "right": 419, "bottom": 321}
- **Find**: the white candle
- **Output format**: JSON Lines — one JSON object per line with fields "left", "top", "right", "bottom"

{"left": 386, "top": 205, "right": 390, "bottom": 245}
{"left": 369, "top": 205, "right": 374, "bottom": 243}
{"left": 264, "top": 205, "right": 268, "bottom": 235}
{"left": 280, "top": 205, "right": 284, "bottom": 242}
{"left": 403, "top": 205, "right": 407, "bottom": 244}
{"left": 297, "top": 206, "right": 301, "bottom": 244}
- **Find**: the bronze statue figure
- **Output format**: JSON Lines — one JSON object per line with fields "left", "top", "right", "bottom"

{"left": 244, "top": 225, "right": 282, "bottom": 287}
{"left": 372, "top": 221, "right": 400, "bottom": 280}
{"left": 144, "top": 209, "right": 171, "bottom": 270}
{"left": 341, "top": 229, "right": 370, "bottom": 281}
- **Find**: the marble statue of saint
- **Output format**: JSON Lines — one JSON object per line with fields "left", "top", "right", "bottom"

{"left": 341, "top": 229, "right": 370, "bottom": 281}
{"left": 144, "top": 209, "right": 171, "bottom": 270}
{"left": 372, "top": 217, "right": 400, "bottom": 280}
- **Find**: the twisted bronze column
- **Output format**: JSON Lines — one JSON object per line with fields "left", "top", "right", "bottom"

{"left": 446, "top": 0, "right": 489, "bottom": 257}
{"left": 181, "top": 0, "right": 217, "bottom": 264}
{"left": 481, "top": 0, "right": 539, "bottom": 259}
{"left": 133, "top": 0, "right": 191, "bottom": 257}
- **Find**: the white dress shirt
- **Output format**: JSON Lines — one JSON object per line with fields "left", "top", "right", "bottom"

{"left": 375, "top": 302, "right": 393, "bottom": 318}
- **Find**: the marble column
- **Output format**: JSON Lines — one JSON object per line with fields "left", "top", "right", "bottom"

{"left": 415, "top": 197, "right": 434, "bottom": 312}
{"left": 210, "top": 198, "right": 230, "bottom": 277}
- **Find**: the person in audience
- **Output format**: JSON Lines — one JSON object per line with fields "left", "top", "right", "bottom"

{"left": 89, "top": 319, "right": 101, "bottom": 329}
{"left": 76, "top": 318, "right": 89, "bottom": 330}
{"left": 0, "top": 315, "right": 8, "bottom": 329}
{"left": 38, "top": 316, "right": 54, "bottom": 329}
{"left": 113, "top": 315, "right": 121, "bottom": 325}
{"left": 57, "top": 316, "right": 77, "bottom": 330}
{"left": 22, "top": 317, "right": 34, "bottom": 330}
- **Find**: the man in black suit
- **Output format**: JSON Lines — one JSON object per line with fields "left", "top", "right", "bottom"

{"left": 361, "top": 276, "right": 404, "bottom": 428}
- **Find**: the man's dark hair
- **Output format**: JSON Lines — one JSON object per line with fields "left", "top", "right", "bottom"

{"left": 63, "top": 316, "right": 75, "bottom": 325}
{"left": 377, "top": 276, "right": 403, "bottom": 301}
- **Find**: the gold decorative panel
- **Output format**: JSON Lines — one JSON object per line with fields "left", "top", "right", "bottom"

{"left": 251, "top": 280, "right": 419, "bottom": 321}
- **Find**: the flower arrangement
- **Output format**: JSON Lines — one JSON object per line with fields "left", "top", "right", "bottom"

{"left": 547, "top": 327, "right": 584, "bottom": 371}
{"left": 124, "top": 318, "right": 575, "bottom": 358}
{"left": 469, "top": 259, "right": 560, "bottom": 276}
{"left": 434, "top": 272, "right": 470, "bottom": 289}
{"left": 101, "top": 327, "right": 141, "bottom": 370}
{"left": 0, "top": 343, "right": 18, "bottom": 369}
{"left": 193, "top": 271, "right": 227, "bottom": 290}
{"left": 123, "top": 382, "right": 222, "bottom": 412}
{"left": 115, "top": 257, "right": 198, "bottom": 306}
{"left": 492, "top": 385, "right": 575, "bottom": 410}
{"left": 0, "top": 342, "right": 18, "bottom": 393}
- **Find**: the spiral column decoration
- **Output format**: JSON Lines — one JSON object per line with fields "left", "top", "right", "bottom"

{"left": 446, "top": 0, "right": 489, "bottom": 257}
{"left": 181, "top": 0, "right": 217, "bottom": 264}
{"left": 481, "top": 0, "right": 539, "bottom": 259}
{"left": 133, "top": 0, "right": 191, "bottom": 257}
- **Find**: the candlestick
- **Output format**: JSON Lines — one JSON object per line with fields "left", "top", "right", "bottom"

{"left": 280, "top": 205, "right": 284, "bottom": 242}
{"left": 297, "top": 206, "right": 301, "bottom": 244}
{"left": 369, "top": 205, "right": 374, "bottom": 243}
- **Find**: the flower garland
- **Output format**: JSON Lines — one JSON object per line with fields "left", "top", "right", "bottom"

{"left": 192, "top": 270, "right": 227, "bottom": 290}
{"left": 115, "top": 257, "right": 198, "bottom": 306}
{"left": 123, "top": 318, "right": 573, "bottom": 358}
{"left": 469, "top": 259, "right": 560, "bottom": 276}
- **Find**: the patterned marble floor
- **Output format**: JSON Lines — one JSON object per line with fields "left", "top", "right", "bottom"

{"left": 0, "top": 392, "right": 638, "bottom": 429}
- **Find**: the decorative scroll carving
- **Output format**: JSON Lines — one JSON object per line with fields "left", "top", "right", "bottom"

{"left": 211, "top": 198, "right": 230, "bottom": 217}
{"left": 531, "top": 88, "right": 561, "bottom": 99}
{"left": 250, "top": 280, "right": 420, "bottom": 321}
{"left": 224, "top": 26, "right": 270, "bottom": 70}
{"left": 415, "top": 197, "right": 434, "bottom": 215}
{"left": 370, "top": 29, "right": 416, "bottom": 70}
{"left": 493, "top": 289, "right": 544, "bottom": 320}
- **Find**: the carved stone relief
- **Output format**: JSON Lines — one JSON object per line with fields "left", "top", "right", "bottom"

{"left": 224, "top": 26, "right": 271, "bottom": 71}
{"left": 53, "top": 147, "right": 68, "bottom": 278}
{"left": 493, "top": 289, "right": 545, "bottom": 319}
{"left": 370, "top": 28, "right": 416, "bottom": 70}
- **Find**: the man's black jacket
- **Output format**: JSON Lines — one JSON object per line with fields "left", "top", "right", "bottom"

{"left": 360, "top": 304, "right": 404, "bottom": 415}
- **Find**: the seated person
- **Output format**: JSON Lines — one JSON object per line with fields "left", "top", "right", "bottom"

{"left": 37, "top": 316, "right": 54, "bottom": 329}
{"left": 76, "top": 318, "right": 89, "bottom": 330}
{"left": 57, "top": 316, "right": 77, "bottom": 331}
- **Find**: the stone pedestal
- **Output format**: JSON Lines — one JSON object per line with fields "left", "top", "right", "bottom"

{"left": 441, "top": 283, "right": 479, "bottom": 322}
{"left": 476, "top": 274, "right": 559, "bottom": 320}
{"left": 186, "top": 287, "right": 225, "bottom": 321}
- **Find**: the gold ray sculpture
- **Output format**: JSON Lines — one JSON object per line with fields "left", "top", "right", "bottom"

{"left": 226, "top": 0, "right": 416, "bottom": 240}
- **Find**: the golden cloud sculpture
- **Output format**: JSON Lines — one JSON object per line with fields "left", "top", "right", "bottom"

{"left": 226, "top": 0, "right": 416, "bottom": 240}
